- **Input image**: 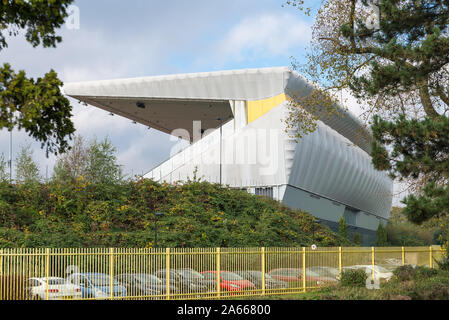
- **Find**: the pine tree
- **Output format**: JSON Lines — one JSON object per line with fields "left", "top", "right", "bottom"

{"left": 376, "top": 223, "right": 388, "bottom": 247}
{"left": 286, "top": 1, "right": 449, "bottom": 252}
{"left": 338, "top": 216, "right": 348, "bottom": 240}
{"left": 353, "top": 232, "right": 361, "bottom": 246}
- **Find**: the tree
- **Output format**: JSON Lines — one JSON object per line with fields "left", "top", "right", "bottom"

{"left": 286, "top": 0, "right": 449, "bottom": 249}
{"left": 53, "top": 135, "right": 88, "bottom": 183}
{"left": 338, "top": 216, "right": 348, "bottom": 240}
{"left": 53, "top": 135, "right": 123, "bottom": 184}
{"left": 0, "top": 153, "right": 8, "bottom": 182}
{"left": 0, "top": 0, "right": 76, "bottom": 156}
{"left": 376, "top": 222, "right": 387, "bottom": 246}
{"left": 353, "top": 232, "right": 361, "bottom": 245}
{"left": 15, "top": 144, "right": 41, "bottom": 184}
{"left": 86, "top": 137, "right": 123, "bottom": 184}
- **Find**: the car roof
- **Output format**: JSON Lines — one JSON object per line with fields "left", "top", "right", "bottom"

{"left": 71, "top": 272, "right": 109, "bottom": 276}
{"left": 29, "top": 277, "right": 64, "bottom": 281}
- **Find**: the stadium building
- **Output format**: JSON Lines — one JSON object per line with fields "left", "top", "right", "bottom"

{"left": 63, "top": 67, "right": 393, "bottom": 245}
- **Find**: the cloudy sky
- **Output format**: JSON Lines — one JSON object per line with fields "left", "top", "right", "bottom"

{"left": 0, "top": 0, "right": 401, "bottom": 203}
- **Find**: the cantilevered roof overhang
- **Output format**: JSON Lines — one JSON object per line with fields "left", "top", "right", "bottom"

{"left": 63, "top": 67, "right": 373, "bottom": 152}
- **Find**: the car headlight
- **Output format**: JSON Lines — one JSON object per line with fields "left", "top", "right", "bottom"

{"left": 316, "top": 281, "right": 323, "bottom": 285}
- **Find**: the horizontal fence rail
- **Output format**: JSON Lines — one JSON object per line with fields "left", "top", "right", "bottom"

{"left": 0, "top": 246, "right": 443, "bottom": 300}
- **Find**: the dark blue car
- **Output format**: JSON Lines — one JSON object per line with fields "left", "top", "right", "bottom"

{"left": 67, "top": 273, "right": 127, "bottom": 299}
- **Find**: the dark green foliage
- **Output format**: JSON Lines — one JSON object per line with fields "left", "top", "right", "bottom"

{"left": 338, "top": 216, "right": 348, "bottom": 240}
{"left": 340, "top": 269, "right": 367, "bottom": 288}
{"left": 353, "top": 232, "right": 361, "bottom": 246}
{"left": 386, "top": 207, "right": 435, "bottom": 246}
{"left": 392, "top": 265, "right": 437, "bottom": 282}
{"left": 0, "top": 1, "right": 76, "bottom": 156}
{"left": 372, "top": 115, "right": 449, "bottom": 251}
{"left": 376, "top": 223, "right": 388, "bottom": 246}
{"left": 0, "top": 178, "right": 350, "bottom": 248}
{"left": 0, "top": 64, "right": 75, "bottom": 156}
{"left": 0, "top": 0, "right": 74, "bottom": 50}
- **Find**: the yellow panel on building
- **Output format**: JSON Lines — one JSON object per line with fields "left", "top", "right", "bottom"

{"left": 247, "top": 93, "right": 287, "bottom": 123}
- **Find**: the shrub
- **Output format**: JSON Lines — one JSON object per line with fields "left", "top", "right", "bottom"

{"left": 340, "top": 269, "right": 367, "bottom": 287}
{"left": 392, "top": 265, "right": 416, "bottom": 281}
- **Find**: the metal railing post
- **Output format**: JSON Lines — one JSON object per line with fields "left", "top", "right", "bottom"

{"left": 45, "top": 248, "right": 50, "bottom": 301}
{"left": 402, "top": 247, "right": 405, "bottom": 266}
{"left": 429, "top": 246, "right": 433, "bottom": 269}
{"left": 216, "top": 248, "right": 221, "bottom": 299}
{"left": 0, "top": 249, "right": 3, "bottom": 300}
{"left": 302, "top": 247, "right": 306, "bottom": 293}
{"left": 166, "top": 248, "right": 170, "bottom": 300}
{"left": 338, "top": 247, "right": 342, "bottom": 280}
{"left": 109, "top": 248, "right": 114, "bottom": 300}
{"left": 261, "top": 247, "right": 265, "bottom": 296}
{"left": 371, "top": 247, "right": 375, "bottom": 284}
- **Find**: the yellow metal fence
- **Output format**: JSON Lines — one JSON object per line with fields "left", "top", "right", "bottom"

{"left": 0, "top": 246, "right": 444, "bottom": 300}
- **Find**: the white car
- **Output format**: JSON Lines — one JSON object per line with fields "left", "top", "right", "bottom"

{"left": 343, "top": 265, "right": 394, "bottom": 282}
{"left": 27, "top": 277, "right": 82, "bottom": 300}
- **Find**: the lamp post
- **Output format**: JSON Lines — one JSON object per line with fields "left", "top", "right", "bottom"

{"left": 312, "top": 219, "right": 321, "bottom": 244}
{"left": 217, "top": 117, "right": 223, "bottom": 186}
{"left": 154, "top": 212, "right": 164, "bottom": 248}
{"left": 8, "top": 130, "right": 12, "bottom": 182}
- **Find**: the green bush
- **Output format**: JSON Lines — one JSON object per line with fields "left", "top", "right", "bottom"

{"left": 392, "top": 265, "right": 416, "bottom": 281}
{"left": 392, "top": 265, "right": 438, "bottom": 282}
{"left": 0, "top": 179, "right": 351, "bottom": 248}
{"left": 340, "top": 269, "right": 367, "bottom": 287}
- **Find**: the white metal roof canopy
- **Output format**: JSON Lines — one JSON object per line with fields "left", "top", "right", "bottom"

{"left": 63, "top": 67, "right": 372, "bottom": 152}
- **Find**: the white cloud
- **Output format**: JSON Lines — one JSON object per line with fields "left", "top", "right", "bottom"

{"left": 214, "top": 13, "right": 311, "bottom": 62}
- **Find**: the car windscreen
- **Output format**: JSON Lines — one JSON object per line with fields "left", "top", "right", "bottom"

{"left": 44, "top": 279, "right": 66, "bottom": 285}
{"left": 177, "top": 270, "right": 204, "bottom": 280}
{"left": 305, "top": 270, "right": 320, "bottom": 277}
{"left": 87, "top": 274, "right": 118, "bottom": 286}
{"left": 272, "top": 269, "right": 301, "bottom": 277}
{"left": 135, "top": 274, "right": 162, "bottom": 285}
{"left": 220, "top": 272, "right": 243, "bottom": 281}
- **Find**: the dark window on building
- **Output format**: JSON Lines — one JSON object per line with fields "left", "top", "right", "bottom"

{"left": 255, "top": 187, "right": 273, "bottom": 199}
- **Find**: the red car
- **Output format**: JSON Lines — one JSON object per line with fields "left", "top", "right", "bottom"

{"left": 267, "top": 268, "right": 334, "bottom": 287}
{"left": 200, "top": 271, "right": 256, "bottom": 293}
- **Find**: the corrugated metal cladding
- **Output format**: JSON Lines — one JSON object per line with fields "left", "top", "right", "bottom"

{"left": 284, "top": 108, "right": 393, "bottom": 219}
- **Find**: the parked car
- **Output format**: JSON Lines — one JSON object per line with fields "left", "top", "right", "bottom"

{"left": 66, "top": 273, "right": 127, "bottom": 299}
{"left": 200, "top": 271, "right": 256, "bottom": 293}
{"left": 234, "top": 271, "right": 288, "bottom": 289}
{"left": 267, "top": 268, "right": 302, "bottom": 283}
{"left": 268, "top": 268, "right": 335, "bottom": 286}
{"left": 307, "top": 266, "right": 340, "bottom": 281}
{"left": 114, "top": 273, "right": 178, "bottom": 298}
{"left": 342, "top": 265, "right": 394, "bottom": 281}
{"left": 175, "top": 268, "right": 217, "bottom": 293}
{"left": 26, "top": 277, "right": 82, "bottom": 300}
{"left": 155, "top": 269, "right": 208, "bottom": 294}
